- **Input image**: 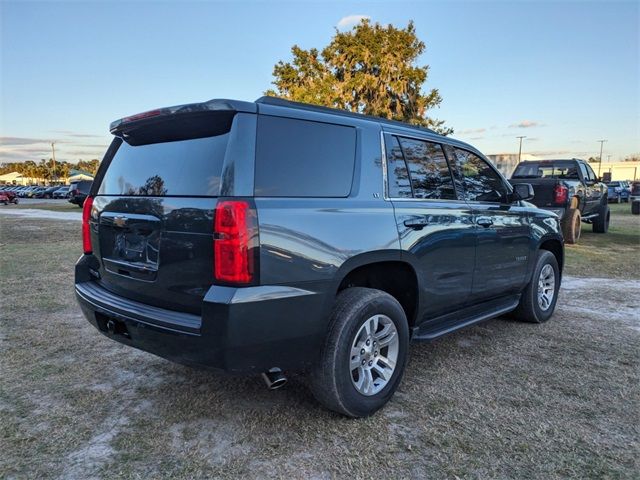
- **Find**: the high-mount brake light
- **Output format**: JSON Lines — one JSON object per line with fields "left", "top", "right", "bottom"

{"left": 82, "top": 196, "right": 94, "bottom": 254}
{"left": 122, "top": 109, "right": 164, "bottom": 123}
{"left": 554, "top": 184, "right": 568, "bottom": 205}
{"left": 213, "top": 200, "right": 257, "bottom": 284}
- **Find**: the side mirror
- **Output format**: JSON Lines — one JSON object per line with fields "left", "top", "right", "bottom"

{"left": 513, "top": 183, "right": 535, "bottom": 201}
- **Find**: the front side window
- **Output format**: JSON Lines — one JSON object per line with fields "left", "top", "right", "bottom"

{"left": 452, "top": 148, "right": 507, "bottom": 203}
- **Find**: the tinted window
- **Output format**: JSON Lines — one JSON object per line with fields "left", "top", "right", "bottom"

{"left": 385, "top": 136, "right": 412, "bottom": 198}
{"left": 255, "top": 116, "right": 356, "bottom": 197}
{"left": 512, "top": 161, "right": 579, "bottom": 179}
{"left": 585, "top": 163, "right": 597, "bottom": 181}
{"left": 398, "top": 138, "right": 456, "bottom": 200}
{"left": 453, "top": 149, "right": 506, "bottom": 203}
{"left": 578, "top": 163, "right": 589, "bottom": 180}
{"left": 255, "top": 115, "right": 356, "bottom": 197}
{"left": 98, "top": 134, "right": 229, "bottom": 196}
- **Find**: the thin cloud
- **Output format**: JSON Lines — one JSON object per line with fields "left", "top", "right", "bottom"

{"left": 1, "top": 137, "right": 51, "bottom": 146}
{"left": 75, "top": 143, "right": 109, "bottom": 149}
{"left": 529, "top": 150, "right": 572, "bottom": 157}
{"left": 50, "top": 130, "right": 103, "bottom": 138}
{"left": 66, "top": 149, "right": 104, "bottom": 157}
{"left": 457, "top": 128, "right": 487, "bottom": 135}
{"left": 509, "top": 120, "right": 543, "bottom": 129}
{"left": 337, "top": 14, "right": 370, "bottom": 29}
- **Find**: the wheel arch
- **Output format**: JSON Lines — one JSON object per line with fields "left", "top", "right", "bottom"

{"left": 334, "top": 252, "right": 420, "bottom": 328}
{"left": 538, "top": 236, "right": 564, "bottom": 276}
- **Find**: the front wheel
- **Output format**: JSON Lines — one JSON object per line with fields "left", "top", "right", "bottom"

{"left": 512, "top": 250, "right": 560, "bottom": 323}
{"left": 309, "top": 287, "right": 409, "bottom": 417}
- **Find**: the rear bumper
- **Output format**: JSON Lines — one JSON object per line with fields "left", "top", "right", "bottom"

{"left": 537, "top": 207, "right": 565, "bottom": 219}
{"left": 75, "top": 259, "right": 328, "bottom": 373}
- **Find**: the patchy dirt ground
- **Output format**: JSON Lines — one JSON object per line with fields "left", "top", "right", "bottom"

{"left": 1, "top": 214, "right": 639, "bottom": 479}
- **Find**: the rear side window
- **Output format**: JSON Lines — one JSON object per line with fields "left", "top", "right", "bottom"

{"left": 98, "top": 134, "right": 229, "bottom": 196}
{"left": 255, "top": 116, "right": 356, "bottom": 197}
{"left": 452, "top": 148, "right": 507, "bottom": 203}
{"left": 397, "top": 138, "right": 456, "bottom": 200}
{"left": 386, "top": 136, "right": 412, "bottom": 198}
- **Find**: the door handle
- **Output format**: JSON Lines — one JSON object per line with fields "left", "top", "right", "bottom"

{"left": 476, "top": 217, "right": 494, "bottom": 228}
{"left": 404, "top": 218, "right": 429, "bottom": 230}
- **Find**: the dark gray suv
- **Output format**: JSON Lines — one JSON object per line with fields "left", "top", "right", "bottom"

{"left": 75, "top": 96, "right": 563, "bottom": 417}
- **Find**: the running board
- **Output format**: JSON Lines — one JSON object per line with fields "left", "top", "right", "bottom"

{"left": 412, "top": 294, "right": 521, "bottom": 341}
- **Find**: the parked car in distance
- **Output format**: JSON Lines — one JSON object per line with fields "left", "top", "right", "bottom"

{"left": 36, "top": 186, "right": 62, "bottom": 199}
{"left": 606, "top": 181, "right": 630, "bottom": 203}
{"left": 30, "top": 187, "right": 48, "bottom": 198}
{"left": 53, "top": 186, "right": 71, "bottom": 199}
{"left": 76, "top": 96, "right": 564, "bottom": 417}
{"left": 68, "top": 181, "right": 92, "bottom": 206}
{"left": 510, "top": 159, "right": 609, "bottom": 244}
{"left": 0, "top": 189, "right": 19, "bottom": 204}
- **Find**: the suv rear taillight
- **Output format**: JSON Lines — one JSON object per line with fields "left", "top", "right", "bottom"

{"left": 213, "top": 200, "right": 258, "bottom": 285}
{"left": 554, "top": 184, "right": 568, "bottom": 205}
{"left": 82, "top": 196, "right": 94, "bottom": 254}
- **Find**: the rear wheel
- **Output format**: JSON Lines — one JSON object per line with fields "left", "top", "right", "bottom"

{"left": 512, "top": 250, "right": 560, "bottom": 323}
{"left": 561, "top": 208, "right": 581, "bottom": 244}
{"left": 309, "top": 287, "right": 409, "bottom": 418}
{"left": 592, "top": 203, "right": 610, "bottom": 233}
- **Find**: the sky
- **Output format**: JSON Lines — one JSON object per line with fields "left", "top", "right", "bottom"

{"left": 1, "top": 0, "right": 639, "bottom": 165}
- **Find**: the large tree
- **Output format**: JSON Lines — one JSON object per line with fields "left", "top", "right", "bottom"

{"left": 266, "top": 19, "right": 451, "bottom": 135}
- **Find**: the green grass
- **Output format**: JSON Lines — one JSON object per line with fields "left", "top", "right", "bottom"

{"left": 564, "top": 202, "right": 640, "bottom": 278}
{"left": 5, "top": 201, "right": 80, "bottom": 212}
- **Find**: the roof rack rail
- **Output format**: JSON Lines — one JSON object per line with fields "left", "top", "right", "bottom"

{"left": 255, "top": 96, "right": 438, "bottom": 135}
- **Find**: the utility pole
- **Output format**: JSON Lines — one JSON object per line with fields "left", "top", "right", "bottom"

{"left": 597, "top": 139, "right": 607, "bottom": 176}
{"left": 516, "top": 136, "right": 526, "bottom": 162}
{"left": 51, "top": 142, "right": 57, "bottom": 183}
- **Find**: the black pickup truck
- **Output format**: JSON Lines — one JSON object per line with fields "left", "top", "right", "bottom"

{"left": 510, "top": 159, "right": 609, "bottom": 243}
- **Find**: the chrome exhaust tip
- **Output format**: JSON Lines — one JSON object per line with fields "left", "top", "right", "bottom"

{"left": 261, "top": 368, "right": 287, "bottom": 390}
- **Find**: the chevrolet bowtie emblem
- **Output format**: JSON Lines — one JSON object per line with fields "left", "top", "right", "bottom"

{"left": 113, "top": 216, "right": 127, "bottom": 227}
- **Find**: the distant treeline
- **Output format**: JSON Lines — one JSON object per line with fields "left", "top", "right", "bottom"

{"left": 0, "top": 159, "right": 100, "bottom": 180}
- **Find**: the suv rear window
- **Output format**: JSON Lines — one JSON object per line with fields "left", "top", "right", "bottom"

{"left": 98, "top": 134, "right": 229, "bottom": 196}
{"left": 254, "top": 116, "right": 356, "bottom": 197}
{"left": 512, "top": 161, "right": 579, "bottom": 179}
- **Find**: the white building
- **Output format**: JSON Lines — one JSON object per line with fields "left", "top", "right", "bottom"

{"left": 486, "top": 153, "right": 541, "bottom": 177}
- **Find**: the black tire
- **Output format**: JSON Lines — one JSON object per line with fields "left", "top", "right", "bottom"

{"left": 592, "top": 203, "right": 610, "bottom": 233}
{"left": 561, "top": 208, "right": 581, "bottom": 244}
{"left": 512, "top": 250, "right": 560, "bottom": 323}
{"left": 632, "top": 200, "right": 640, "bottom": 215}
{"left": 309, "top": 287, "right": 409, "bottom": 418}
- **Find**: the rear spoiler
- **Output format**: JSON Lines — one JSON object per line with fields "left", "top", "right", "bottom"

{"left": 109, "top": 99, "right": 257, "bottom": 134}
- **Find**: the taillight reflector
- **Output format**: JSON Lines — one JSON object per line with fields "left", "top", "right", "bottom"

{"left": 554, "top": 184, "right": 568, "bottom": 204}
{"left": 82, "top": 196, "right": 94, "bottom": 254}
{"left": 213, "top": 200, "right": 256, "bottom": 284}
